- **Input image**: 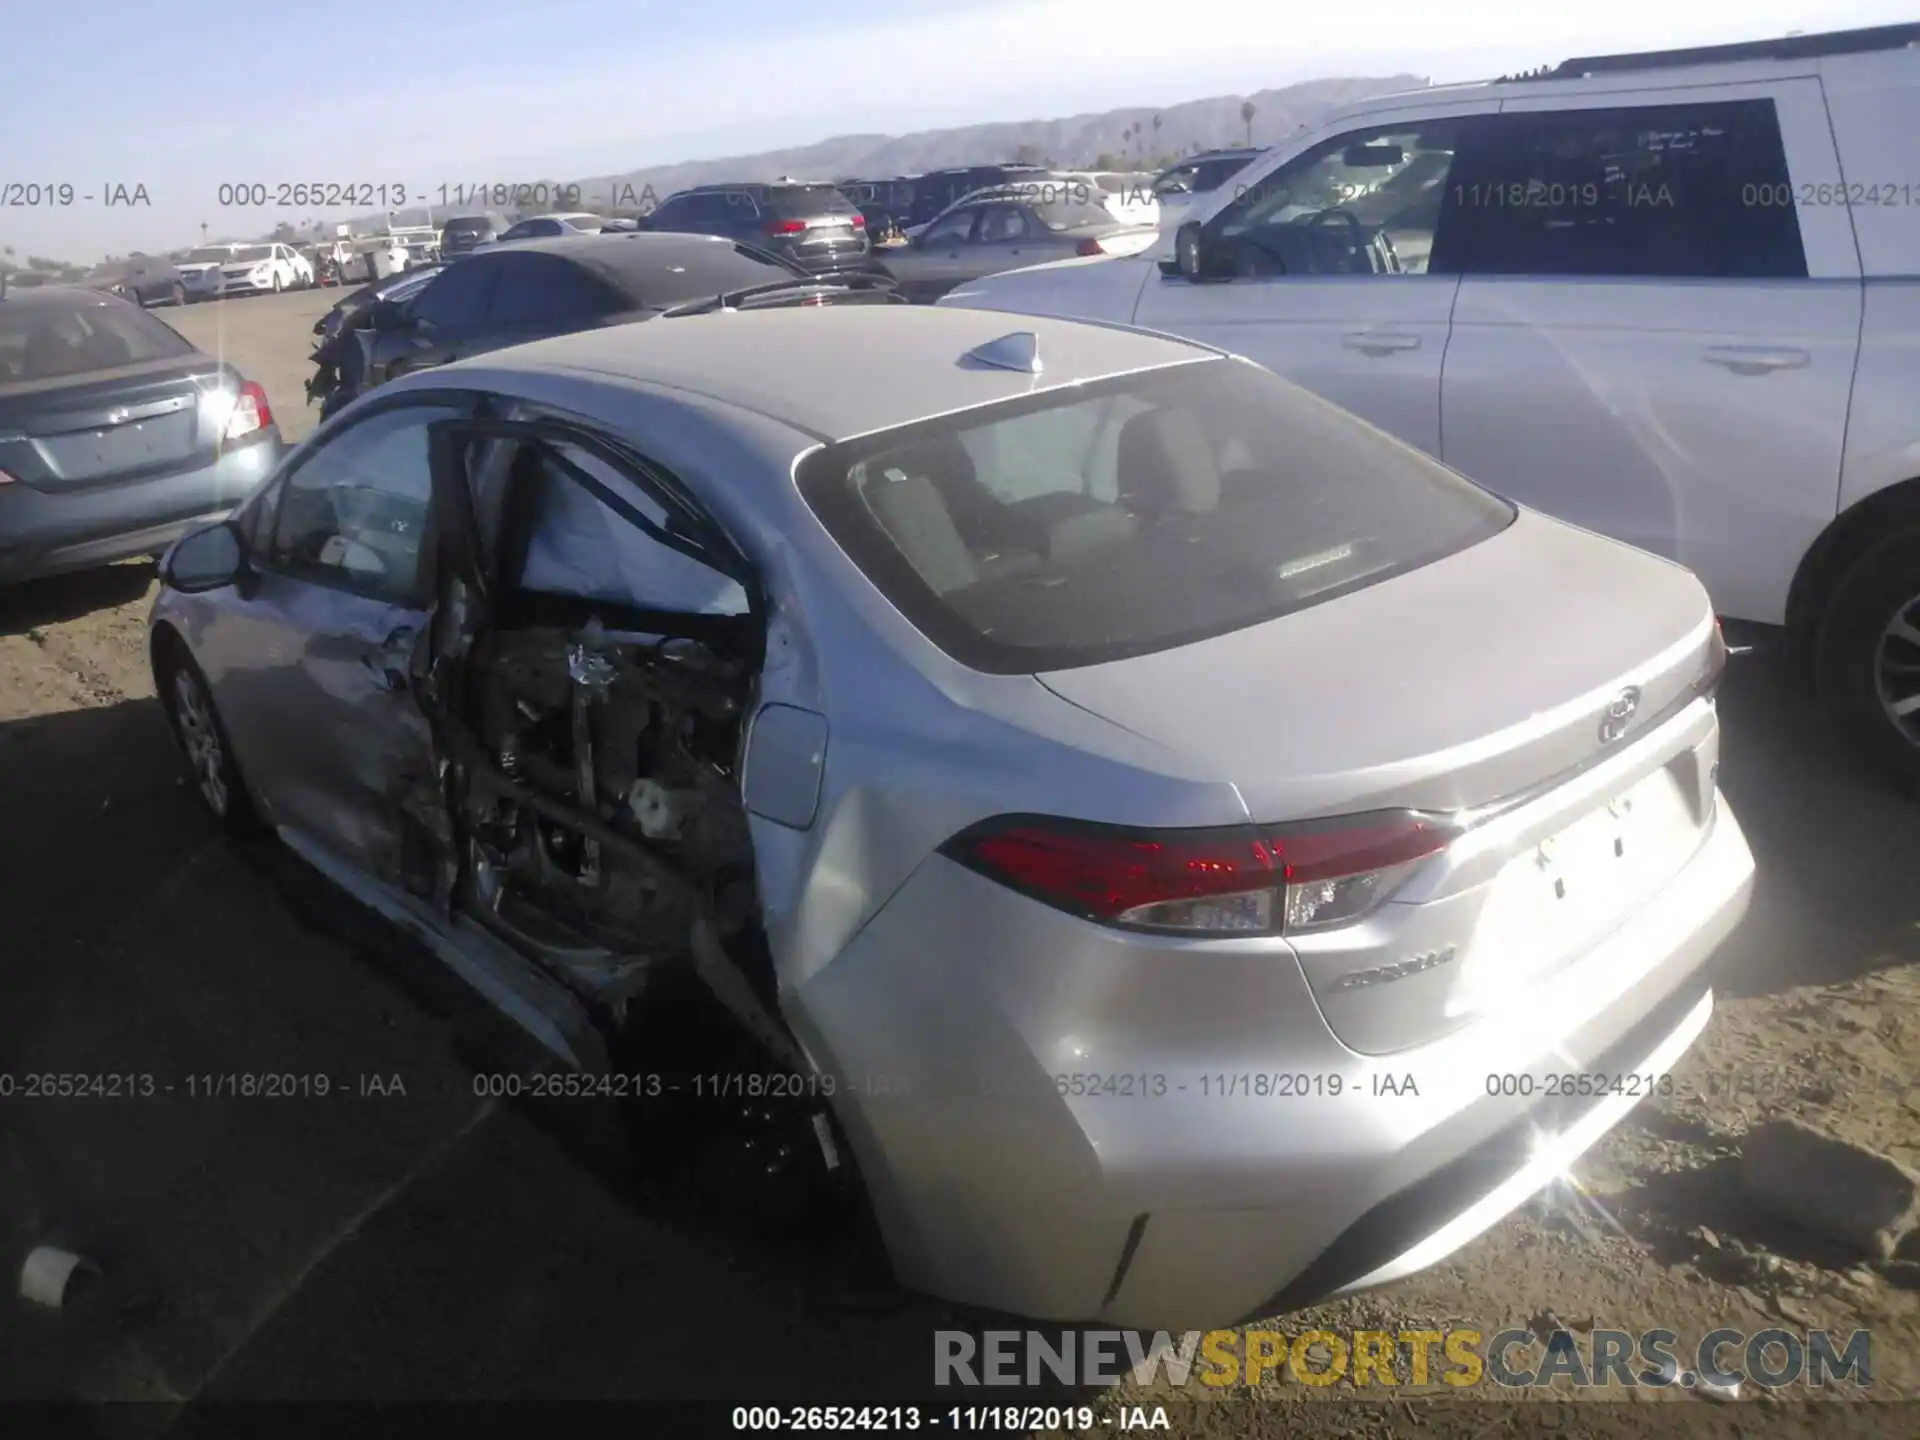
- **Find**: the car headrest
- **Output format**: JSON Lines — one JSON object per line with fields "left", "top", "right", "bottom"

{"left": 881, "top": 435, "right": 978, "bottom": 493}
{"left": 862, "top": 467, "right": 980, "bottom": 595}
{"left": 1116, "top": 407, "right": 1221, "bottom": 518}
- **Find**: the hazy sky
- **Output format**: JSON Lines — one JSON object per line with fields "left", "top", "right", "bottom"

{"left": 3, "top": 0, "right": 1910, "bottom": 261}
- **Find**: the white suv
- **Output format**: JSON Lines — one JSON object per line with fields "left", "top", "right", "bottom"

{"left": 942, "top": 23, "right": 1920, "bottom": 785}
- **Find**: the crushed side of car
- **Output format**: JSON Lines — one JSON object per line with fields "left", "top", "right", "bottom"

{"left": 385, "top": 423, "right": 854, "bottom": 1221}
{"left": 404, "top": 431, "right": 769, "bottom": 1018}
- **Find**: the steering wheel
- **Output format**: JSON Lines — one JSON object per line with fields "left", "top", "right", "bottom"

{"left": 1302, "top": 207, "right": 1375, "bottom": 273}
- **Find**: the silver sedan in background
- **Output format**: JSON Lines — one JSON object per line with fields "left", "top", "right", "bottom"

{"left": 148, "top": 305, "right": 1752, "bottom": 1327}
{"left": 874, "top": 183, "right": 1160, "bottom": 302}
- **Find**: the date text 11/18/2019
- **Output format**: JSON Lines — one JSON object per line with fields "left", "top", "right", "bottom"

{"left": 729, "top": 1404, "right": 1172, "bottom": 1430}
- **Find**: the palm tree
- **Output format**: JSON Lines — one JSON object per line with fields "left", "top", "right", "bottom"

{"left": 1240, "top": 99, "right": 1256, "bottom": 147}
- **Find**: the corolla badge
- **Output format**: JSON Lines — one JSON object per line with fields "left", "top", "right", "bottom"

{"left": 1599, "top": 685, "right": 1642, "bottom": 744}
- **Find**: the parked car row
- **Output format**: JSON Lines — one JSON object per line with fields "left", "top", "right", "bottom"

{"left": 175, "top": 243, "right": 316, "bottom": 301}
{"left": 427, "top": 167, "right": 1165, "bottom": 302}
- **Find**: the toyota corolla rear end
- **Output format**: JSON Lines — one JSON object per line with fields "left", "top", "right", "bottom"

{"left": 787, "top": 351, "right": 1753, "bottom": 1328}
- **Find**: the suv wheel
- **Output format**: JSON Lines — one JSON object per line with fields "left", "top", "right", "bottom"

{"left": 1814, "top": 528, "right": 1920, "bottom": 790}
{"left": 157, "top": 642, "right": 267, "bottom": 836}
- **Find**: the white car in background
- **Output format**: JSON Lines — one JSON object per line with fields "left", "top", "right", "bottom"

{"left": 209, "top": 243, "right": 310, "bottom": 296}
{"left": 177, "top": 245, "right": 241, "bottom": 301}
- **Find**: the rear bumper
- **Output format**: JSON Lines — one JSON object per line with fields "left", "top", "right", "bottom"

{"left": 0, "top": 435, "right": 283, "bottom": 584}
{"left": 789, "top": 786, "right": 1754, "bottom": 1328}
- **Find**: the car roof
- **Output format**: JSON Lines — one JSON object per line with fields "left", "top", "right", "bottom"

{"left": 684, "top": 180, "right": 837, "bottom": 192}
{"left": 449, "top": 304, "right": 1222, "bottom": 443}
{"left": 1165, "top": 149, "right": 1265, "bottom": 167}
{"left": 457, "top": 231, "right": 801, "bottom": 303}
{"left": 0, "top": 283, "right": 139, "bottom": 308}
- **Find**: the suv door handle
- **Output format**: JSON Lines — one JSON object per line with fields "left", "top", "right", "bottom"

{"left": 1704, "top": 345, "right": 1809, "bottom": 375}
{"left": 1343, "top": 331, "right": 1421, "bottom": 355}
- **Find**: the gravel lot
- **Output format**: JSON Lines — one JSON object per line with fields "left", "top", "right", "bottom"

{"left": 2, "top": 290, "right": 1917, "bottom": 1433}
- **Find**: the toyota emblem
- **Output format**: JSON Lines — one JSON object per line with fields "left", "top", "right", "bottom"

{"left": 1599, "top": 686, "right": 1641, "bottom": 744}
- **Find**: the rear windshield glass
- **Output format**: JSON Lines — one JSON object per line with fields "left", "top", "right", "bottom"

{"left": 0, "top": 294, "right": 195, "bottom": 384}
{"left": 765, "top": 185, "right": 857, "bottom": 217}
{"left": 796, "top": 359, "right": 1513, "bottom": 673}
{"left": 442, "top": 217, "right": 494, "bottom": 235}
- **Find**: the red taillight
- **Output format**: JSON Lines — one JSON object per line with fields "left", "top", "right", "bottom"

{"left": 226, "top": 381, "right": 272, "bottom": 441}
{"left": 849, "top": 213, "right": 866, "bottom": 228}
{"left": 767, "top": 219, "right": 808, "bottom": 235}
{"left": 0, "top": 467, "right": 16, "bottom": 486}
{"left": 1075, "top": 237, "right": 1107, "bottom": 257}
{"left": 943, "top": 811, "right": 1457, "bottom": 935}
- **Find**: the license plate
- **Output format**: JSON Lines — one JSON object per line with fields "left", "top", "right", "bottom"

{"left": 44, "top": 411, "right": 196, "bottom": 481}
{"left": 1466, "top": 766, "right": 1701, "bottom": 983}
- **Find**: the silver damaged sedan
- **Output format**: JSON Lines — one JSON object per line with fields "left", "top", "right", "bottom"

{"left": 149, "top": 304, "right": 1755, "bottom": 1328}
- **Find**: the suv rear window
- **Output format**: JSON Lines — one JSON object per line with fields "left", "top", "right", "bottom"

{"left": 765, "top": 185, "right": 857, "bottom": 217}
{"left": 0, "top": 293, "right": 195, "bottom": 385}
{"left": 797, "top": 359, "right": 1513, "bottom": 672}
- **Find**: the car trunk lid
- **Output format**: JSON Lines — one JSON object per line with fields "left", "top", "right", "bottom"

{"left": 1037, "top": 511, "right": 1715, "bottom": 822}
{"left": 0, "top": 356, "right": 231, "bottom": 490}
{"left": 1036, "top": 512, "right": 1724, "bottom": 1052}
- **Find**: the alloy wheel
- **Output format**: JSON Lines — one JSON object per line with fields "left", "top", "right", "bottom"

{"left": 171, "top": 669, "right": 230, "bottom": 815}
{"left": 1873, "top": 594, "right": 1920, "bottom": 747}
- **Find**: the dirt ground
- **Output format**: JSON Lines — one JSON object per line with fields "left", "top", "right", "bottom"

{"left": 2, "top": 290, "right": 1917, "bottom": 1435}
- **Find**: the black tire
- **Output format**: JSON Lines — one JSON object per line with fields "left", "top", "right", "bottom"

{"left": 170, "top": 281, "right": 187, "bottom": 307}
{"left": 1813, "top": 527, "right": 1920, "bottom": 791}
{"left": 155, "top": 637, "right": 268, "bottom": 836}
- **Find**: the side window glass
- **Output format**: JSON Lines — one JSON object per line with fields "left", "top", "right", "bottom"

{"left": 923, "top": 208, "right": 977, "bottom": 245}
{"left": 1213, "top": 120, "right": 1465, "bottom": 276}
{"left": 268, "top": 404, "right": 464, "bottom": 601}
{"left": 709, "top": 192, "right": 754, "bottom": 227}
{"left": 978, "top": 206, "right": 1032, "bottom": 243}
{"left": 1438, "top": 99, "right": 1807, "bottom": 279}
{"left": 517, "top": 441, "right": 749, "bottom": 616}
{"left": 412, "top": 261, "right": 496, "bottom": 327}
{"left": 490, "top": 257, "right": 611, "bottom": 325}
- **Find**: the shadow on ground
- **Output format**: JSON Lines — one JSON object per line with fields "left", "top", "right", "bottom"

{"left": 0, "top": 566, "right": 155, "bottom": 637}
{"left": 1709, "top": 646, "right": 1920, "bottom": 999}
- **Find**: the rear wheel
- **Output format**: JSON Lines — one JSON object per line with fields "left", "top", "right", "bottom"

{"left": 156, "top": 640, "right": 267, "bottom": 836}
{"left": 170, "top": 281, "right": 187, "bottom": 307}
{"left": 1814, "top": 527, "right": 1920, "bottom": 791}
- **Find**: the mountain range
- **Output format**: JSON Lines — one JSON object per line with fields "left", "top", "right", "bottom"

{"left": 347, "top": 73, "right": 1429, "bottom": 233}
